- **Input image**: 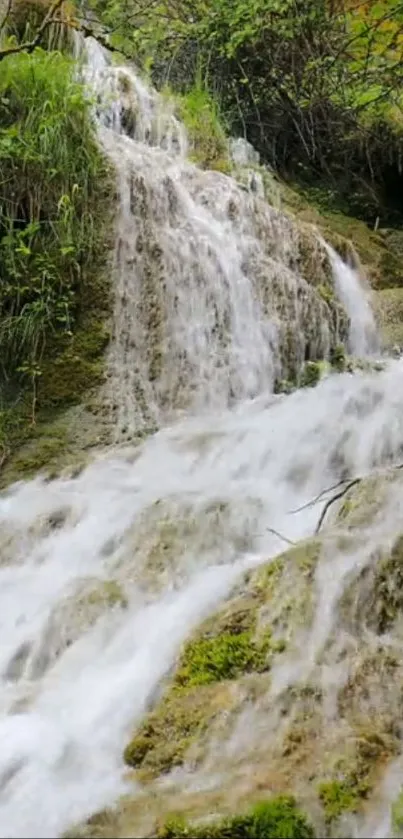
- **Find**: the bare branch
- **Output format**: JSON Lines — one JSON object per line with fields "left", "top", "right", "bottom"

{"left": 0, "top": 0, "right": 67, "bottom": 62}
{"left": 0, "top": 0, "right": 14, "bottom": 35}
{"left": 266, "top": 526, "right": 296, "bottom": 546}
{"left": 288, "top": 477, "right": 353, "bottom": 515}
{"left": 315, "top": 477, "right": 361, "bottom": 534}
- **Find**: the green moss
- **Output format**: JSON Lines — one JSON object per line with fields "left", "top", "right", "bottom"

{"left": 318, "top": 780, "right": 359, "bottom": 823}
{"left": 317, "top": 284, "right": 334, "bottom": 305}
{"left": 176, "top": 85, "right": 230, "bottom": 173}
{"left": 370, "top": 534, "right": 403, "bottom": 633}
{"left": 174, "top": 626, "right": 273, "bottom": 689}
{"left": 337, "top": 474, "right": 389, "bottom": 531}
{"left": 255, "top": 557, "right": 285, "bottom": 596}
{"left": 158, "top": 797, "right": 315, "bottom": 838}
{"left": 273, "top": 378, "right": 296, "bottom": 395}
{"left": 324, "top": 724, "right": 395, "bottom": 818}
{"left": 391, "top": 790, "right": 403, "bottom": 837}
{"left": 330, "top": 343, "right": 346, "bottom": 372}
{"left": 0, "top": 48, "right": 113, "bottom": 479}
{"left": 123, "top": 683, "right": 229, "bottom": 776}
{"left": 4, "top": 432, "right": 68, "bottom": 478}
{"left": 378, "top": 248, "right": 402, "bottom": 289}
{"left": 373, "top": 287, "right": 403, "bottom": 349}
{"left": 299, "top": 362, "right": 321, "bottom": 389}
{"left": 262, "top": 542, "right": 320, "bottom": 581}
{"left": 279, "top": 181, "right": 400, "bottom": 292}
{"left": 123, "top": 582, "right": 287, "bottom": 777}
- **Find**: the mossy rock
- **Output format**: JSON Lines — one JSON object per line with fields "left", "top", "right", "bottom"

{"left": 157, "top": 796, "right": 315, "bottom": 838}
{"left": 392, "top": 790, "right": 403, "bottom": 838}
{"left": 367, "top": 534, "right": 403, "bottom": 634}
{"left": 373, "top": 287, "right": 403, "bottom": 350}
{"left": 123, "top": 681, "right": 235, "bottom": 777}
{"left": 338, "top": 498, "right": 403, "bottom": 634}
{"left": 0, "top": 276, "right": 112, "bottom": 486}
{"left": 0, "top": 400, "right": 112, "bottom": 488}
{"left": 123, "top": 543, "right": 319, "bottom": 779}
{"left": 337, "top": 473, "right": 391, "bottom": 531}
{"left": 173, "top": 626, "right": 274, "bottom": 690}
{"left": 278, "top": 180, "right": 402, "bottom": 291}
{"left": 318, "top": 779, "right": 360, "bottom": 823}
{"left": 299, "top": 361, "right": 321, "bottom": 389}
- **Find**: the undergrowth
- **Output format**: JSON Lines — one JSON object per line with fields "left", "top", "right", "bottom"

{"left": 175, "top": 83, "right": 230, "bottom": 172}
{"left": 0, "top": 47, "right": 112, "bottom": 461}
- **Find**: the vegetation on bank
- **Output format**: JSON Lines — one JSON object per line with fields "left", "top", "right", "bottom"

{"left": 89, "top": 0, "right": 403, "bottom": 228}
{"left": 0, "top": 36, "right": 112, "bottom": 473}
{"left": 175, "top": 82, "right": 230, "bottom": 172}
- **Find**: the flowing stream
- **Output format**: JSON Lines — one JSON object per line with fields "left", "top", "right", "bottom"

{"left": 1, "top": 37, "right": 402, "bottom": 838}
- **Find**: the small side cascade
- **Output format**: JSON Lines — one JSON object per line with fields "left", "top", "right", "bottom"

{"left": 324, "top": 241, "right": 380, "bottom": 358}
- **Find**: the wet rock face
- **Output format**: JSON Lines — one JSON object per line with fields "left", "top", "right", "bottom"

{"left": 341, "top": 533, "right": 403, "bottom": 636}
{"left": 67, "top": 473, "right": 402, "bottom": 839}
{"left": 104, "top": 125, "right": 351, "bottom": 436}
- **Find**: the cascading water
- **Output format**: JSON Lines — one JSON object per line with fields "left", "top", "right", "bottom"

{"left": 82, "top": 38, "right": 354, "bottom": 437}
{"left": 324, "top": 242, "right": 379, "bottom": 358}
{"left": 1, "top": 35, "right": 402, "bottom": 839}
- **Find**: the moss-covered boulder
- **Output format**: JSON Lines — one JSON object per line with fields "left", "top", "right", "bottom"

{"left": 66, "top": 469, "right": 403, "bottom": 838}
{"left": 157, "top": 796, "right": 315, "bottom": 838}
{"left": 373, "top": 287, "right": 403, "bottom": 351}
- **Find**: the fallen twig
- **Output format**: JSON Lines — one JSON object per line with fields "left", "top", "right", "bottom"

{"left": 266, "top": 526, "right": 296, "bottom": 546}
{"left": 315, "top": 477, "right": 362, "bottom": 533}
{"left": 289, "top": 477, "right": 352, "bottom": 514}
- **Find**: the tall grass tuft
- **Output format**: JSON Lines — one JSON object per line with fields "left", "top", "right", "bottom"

{"left": 0, "top": 48, "right": 111, "bottom": 406}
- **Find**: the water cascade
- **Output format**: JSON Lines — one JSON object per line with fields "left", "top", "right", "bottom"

{"left": 0, "top": 36, "right": 402, "bottom": 839}
{"left": 324, "top": 242, "right": 379, "bottom": 358}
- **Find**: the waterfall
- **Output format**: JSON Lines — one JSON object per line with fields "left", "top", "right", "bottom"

{"left": 324, "top": 242, "right": 379, "bottom": 358}
{"left": 81, "top": 37, "right": 363, "bottom": 438}
{"left": 1, "top": 37, "right": 401, "bottom": 839}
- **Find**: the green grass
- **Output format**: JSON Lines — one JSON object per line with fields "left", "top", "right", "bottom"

{"left": 0, "top": 47, "right": 112, "bottom": 462}
{"left": 176, "top": 84, "right": 230, "bottom": 173}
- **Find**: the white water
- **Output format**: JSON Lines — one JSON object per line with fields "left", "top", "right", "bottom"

{"left": 82, "top": 38, "right": 357, "bottom": 436}
{"left": 0, "top": 36, "right": 401, "bottom": 839}
{"left": 325, "top": 243, "right": 379, "bottom": 358}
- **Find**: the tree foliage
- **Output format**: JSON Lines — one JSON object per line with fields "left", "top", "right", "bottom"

{"left": 89, "top": 0, "right": 403, "bottom": 224}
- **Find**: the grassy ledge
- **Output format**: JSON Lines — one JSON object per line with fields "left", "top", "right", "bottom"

{"left": 0, "top": 46, "right": 114, "bottom": 483}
